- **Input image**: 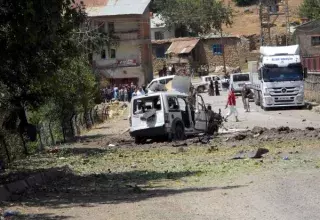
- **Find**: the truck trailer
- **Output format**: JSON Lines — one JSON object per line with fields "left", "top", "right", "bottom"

{"left": 249, "top": 45, "right": 307, "bottom": 110}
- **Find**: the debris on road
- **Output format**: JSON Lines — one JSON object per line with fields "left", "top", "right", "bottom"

{"left": 306, "top": 127, "right": 315, "bottom": 131}
{"left": 232, "top": 148, "right": 269, "bottom": 159}
{"left": 172, "top": 142, "right": 188, "bottom": 147}
{"left": 233, "top": 133, "right": 247, "bottom": 141}
{"left": 232, "top": 150, "right": 246, "bottom": 160}
{"left": 248, "top": 148, "right": 269, "bottom": 159}
{"left": 277, "top": 126, "right": 290, "bottom": 133}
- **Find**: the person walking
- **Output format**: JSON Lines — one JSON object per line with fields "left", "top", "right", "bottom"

{"left": 241, "top": 84, "right": 253, "bottom": 112}
{"left": 225, "top": 88, "right": 239, "bottom": 122}
{"left": 215, "top": 78, "right": 220, "bottom": 96}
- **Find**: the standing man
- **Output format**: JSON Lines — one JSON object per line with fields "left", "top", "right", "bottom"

{"left": 172, "top": 65, "right": 176, "bottom": 75}
{"left": 162, "top": 64, "right": 167, "bottom": 76}
{"left": 225, "top": 88, "right": 239, "bottom": 122}
{"left": 215, "top": 78, "right": 220, "bottom": 96}
{"left": 241, "top": 84, "right": 253, "bottom": 112}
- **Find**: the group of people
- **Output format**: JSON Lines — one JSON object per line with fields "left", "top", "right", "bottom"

{"left": 225, "top": 84, "right": 253, "bottom": 122}
{"left": 102, "top": 83, "right": 146, "bottom": 102}
{"left": 159, "top": 64, "right": 176, "bottom": 77}
{"left": 208, "top": 79, "right": 220, "bottom": 96}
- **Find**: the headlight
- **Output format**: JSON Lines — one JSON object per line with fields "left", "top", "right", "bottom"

{"left": 299, "top": 85, "right": 304, "bottom": 93}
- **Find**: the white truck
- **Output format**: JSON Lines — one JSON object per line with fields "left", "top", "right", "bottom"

{"left": 250, "top": 45, "right": 307, "bottom": 110}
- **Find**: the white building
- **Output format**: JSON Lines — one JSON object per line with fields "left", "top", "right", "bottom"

{"left": 150, "top": 13, "right": 175, "bottom": 41}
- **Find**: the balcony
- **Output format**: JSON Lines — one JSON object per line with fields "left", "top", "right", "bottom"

{"left": 93, "top": 57, "right": 141, "bottom": 69}
{"left": 114, "top": 30, "right": 139, "bottom": 41}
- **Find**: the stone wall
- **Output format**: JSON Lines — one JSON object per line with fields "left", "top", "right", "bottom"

{"left": 202, "top": 37, "right": 250, "bottom": 70}
{"left": 305, "top": 72, "right": 320, "bottom": 103}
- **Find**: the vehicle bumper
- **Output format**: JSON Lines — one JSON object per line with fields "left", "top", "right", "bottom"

{"left": 262, "top": 94, "right": 305, "bottom": 107}
{"left": 130, "top": 125, "right": 168, "bottom": 138}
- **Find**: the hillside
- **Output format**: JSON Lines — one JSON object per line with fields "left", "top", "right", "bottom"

{"left": 222, "top": 0, "right": 304, "bottom": 35}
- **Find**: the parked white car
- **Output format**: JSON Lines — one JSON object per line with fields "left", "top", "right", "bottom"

{"left": 201, "top": 75, "right": 222, "bottom": 90}
{"left": 130, "top": 76, "right": 209, "bottom": 144}
{"left": 229, "top": 73, "right": 250, "bottom": 93}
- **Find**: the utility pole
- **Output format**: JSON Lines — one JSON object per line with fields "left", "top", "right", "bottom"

{"left": 259, "top": 0, "right": 290, "bottom": 46}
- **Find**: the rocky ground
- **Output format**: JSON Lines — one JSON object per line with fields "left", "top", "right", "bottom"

{"left": 1, "top": 105, "right": 320, "bottom": 219}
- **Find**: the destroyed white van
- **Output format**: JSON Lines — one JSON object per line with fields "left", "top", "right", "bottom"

{"left": 129, "top": 76, "right": 209, "bottom": 144}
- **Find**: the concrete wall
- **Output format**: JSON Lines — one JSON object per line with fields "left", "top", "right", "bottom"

{"left": 151, "top": 27, "right": 175, "bottom": 41}
{"left": 90, "top": 11, "right": 153, "bottom": 85}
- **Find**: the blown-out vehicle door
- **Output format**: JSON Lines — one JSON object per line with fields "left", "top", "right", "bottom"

{"left": 194, "top": 94, "right": 207, "bottom": 131}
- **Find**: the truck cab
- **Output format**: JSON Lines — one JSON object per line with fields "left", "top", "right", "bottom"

{"left": 251, "top": 45, "right": 306, "bottom": 110}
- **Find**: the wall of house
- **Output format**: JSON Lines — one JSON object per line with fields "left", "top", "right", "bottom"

{"left": 296, "top": 31, "right": 320, "bottom": 57}
{"left": 90, "top": 12, "right": 153, "bottom": 84}
{"left": 151, "top": 27, "right": 175, "bottom": 41}
{"left": 202, "top": 37, "right": 250, "bottom": 70}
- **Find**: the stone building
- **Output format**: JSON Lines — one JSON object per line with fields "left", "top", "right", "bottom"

{"left": 294, "top": 19, "right": 320, "bottom": 72}
{"left": 201, "top": 34, "right": 248, "bottom": 71}
{"left": 152, "top": 38, "right": 205, "bottom": 74}
{"left": 82, "top": 0, "right": 153, "bottom": 85}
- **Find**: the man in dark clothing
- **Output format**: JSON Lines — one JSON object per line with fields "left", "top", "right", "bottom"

{"left": 162, "top": 65, "right": 167, "bottom": 76}
{"left": 171, "top": 65, "right": 176, "bottom": 75}
{"left": 241, "top": 84, "right": 253, "bottom": 112}
{"left": 215, "top": 79, "right": 220, "bottom": 96}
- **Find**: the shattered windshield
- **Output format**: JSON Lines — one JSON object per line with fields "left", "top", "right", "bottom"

{"left": 133, "top": 96, "right": 161, "bottom": 115}
{"left": 263, "top": 65, "right": 303, "bottom": 82}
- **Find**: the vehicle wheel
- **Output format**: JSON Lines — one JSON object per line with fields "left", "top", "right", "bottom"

{"left": 197, "top": 86, "right": 205, "bottom": 93}
{"left": 134, "top": 136, "right": 146, "bottom": 145}
{"left": 259, "top": 92, "right": 264, "bottom": 110}
{"left": 254, "top": 91, "right": 260, "bottom": 106}
{"left": 172, "top": 123, "right": 185, "bottom": 141}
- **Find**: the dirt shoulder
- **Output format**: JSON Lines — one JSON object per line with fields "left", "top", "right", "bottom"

{"left": 1, "top": 117, "right": 320, "bottom": 219}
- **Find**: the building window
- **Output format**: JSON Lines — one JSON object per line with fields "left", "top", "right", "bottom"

{"left": 311, "top": 36, "right": 320, "bottom": 46}
{"left": 98, "top": 22, "right": 105, "bottom": 33}
{"left": 101, "top": 49, "right": 106, "bottom": 59}
{"left": 108, "top": 22, "right": 115, "bottom": 33}
{"left": 155, "top": 46, "right": 165, "bottom": 58}
{"left": 155, "top": 31, "right": 164, "bottom": 40}
{"left": 110, "top": 49, "right": 116, "bottom": 59}
{"left": 212, "top": 44, "right": 223, "bottom": 55}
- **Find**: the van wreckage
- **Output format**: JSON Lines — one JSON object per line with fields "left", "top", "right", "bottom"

{"left": 129, "top": 76, "right": 224, "bottom": 144}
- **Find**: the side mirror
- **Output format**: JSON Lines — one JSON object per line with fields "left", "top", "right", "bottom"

{"left": 303, "top": 67, "right": 308, "bottom": 79}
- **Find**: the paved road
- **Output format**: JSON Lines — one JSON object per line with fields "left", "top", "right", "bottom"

{"left": 201, "top": 91, "right": 320, "bottom": 130}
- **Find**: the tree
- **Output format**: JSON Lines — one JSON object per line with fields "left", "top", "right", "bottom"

{"left": 153, "top": 0, "right": 233, "bottom": 35}
{"left": 232, "top": 0, "right": 256, "bottom": 7}
{"left": 299, "top": 0, "right": 320, "bottom": 20}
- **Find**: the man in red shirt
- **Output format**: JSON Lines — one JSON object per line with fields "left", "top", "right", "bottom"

{"left": 225, "top": 88, "right": 239, "bottom": 122}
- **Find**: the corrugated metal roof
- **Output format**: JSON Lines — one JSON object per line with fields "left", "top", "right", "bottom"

{"left": 165, "top": 39, "right": 199, "bottom": 55}
{"left": 81, "top": 0, "right": 151, "bottom": 17}
{"left": 152, "top": 37, "right": 199, "bottom": 45}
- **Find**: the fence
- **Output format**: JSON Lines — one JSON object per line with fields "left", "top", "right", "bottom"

{"left": 0, "top": 102, "right": 126, "bottom": 164}
{"left": 37, "top": 102, "right": 118, "bottom": 147}
{"left": 305, "top": 72, "right": 320, "bottom": 103}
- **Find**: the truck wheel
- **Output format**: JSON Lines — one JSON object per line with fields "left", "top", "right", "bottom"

{"left": 254, "top": 91, "right": 260, "bottom": 106}
{"left": 259, "top": 92, "right": 264, "bottom": 110}
{"left": 197, "top": 86, "right": 205, "bottom": 93}
{"left": 173, "top": 123, "right": 185, "bottom": 141}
